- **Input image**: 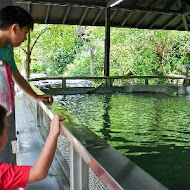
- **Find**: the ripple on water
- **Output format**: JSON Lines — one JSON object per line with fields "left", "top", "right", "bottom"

{"left": 55, "top": 93, "right": 190, "bottom": 190}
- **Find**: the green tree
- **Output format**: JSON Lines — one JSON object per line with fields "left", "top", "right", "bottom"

{"left": 38, "top": 24, "right": 79, "bottom": 76}
{"left": 65, "top": 26, "right": 105, "bottom": 77}
{"left": 14, "top": 24, "right": 49, "bottom": 77}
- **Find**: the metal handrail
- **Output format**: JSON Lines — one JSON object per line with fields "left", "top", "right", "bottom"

{"left": 28, "top": 75, "right": 189, "bottom": 88}
{"left": 28, "top": 75, "right": 189, "bottom": 81}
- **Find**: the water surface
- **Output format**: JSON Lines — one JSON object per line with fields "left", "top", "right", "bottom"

{"left": 55, "top": 93, "right": 190, "bottom": 190}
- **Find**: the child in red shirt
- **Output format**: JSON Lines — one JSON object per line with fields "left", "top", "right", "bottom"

{"left": 0, "top": 105, "right": 65, "bottom": 189}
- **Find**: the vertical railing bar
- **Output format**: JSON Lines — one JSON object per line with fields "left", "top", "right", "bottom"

{"left": 70, "top": 145, "right": 80, "bottom": 190}
{"left": 37, "top": 102, "right": 43, "bottom": 127}
{"left": 79, "top": 157, "right": 88, "bottom": 190}
{"left": 37, "top": 102, "right": 41, "bottom": 127}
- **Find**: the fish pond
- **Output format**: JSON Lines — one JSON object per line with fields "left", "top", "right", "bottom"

{"left": 54, "top": 93, "right": 190, "bottom": 190}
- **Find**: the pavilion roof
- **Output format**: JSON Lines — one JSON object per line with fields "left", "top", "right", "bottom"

{"left": 13, "top": 0, "right": 190, "bottom": 31}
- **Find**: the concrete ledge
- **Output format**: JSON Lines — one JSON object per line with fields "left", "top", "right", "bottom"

{"left": 41, "top": 85, "right": 189, "bottom": 96}
{"left": 124, "top": 84, "right": 188, "bottom": 95}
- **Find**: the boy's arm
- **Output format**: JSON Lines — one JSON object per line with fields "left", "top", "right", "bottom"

{"left": 12, "top": 69, "right": 53, "bottom": 104}
{"left": 28, "top": 115, "right": 65, "bottom": 182}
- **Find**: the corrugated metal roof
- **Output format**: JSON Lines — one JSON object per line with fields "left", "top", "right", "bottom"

{"left": 13, "top": 0, "right": 190, "bottom": 31}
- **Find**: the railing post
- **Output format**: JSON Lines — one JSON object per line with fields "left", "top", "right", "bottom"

{"left": 62, "top": 78, "right": 66, "bottom": 88}
{"left": 110, "top": 79, "right": 113, "bottom": 87}
{"left": 105, "top": 78, "right": 112, "bottom": 87}
{"left": 79, "top": 156, "right": 88, "bottom": 190}
{"left": 37, "top": 102, "right": 40, "bottom": 127}
{"left": 145, "top": 77, "right": 149, "bottom": 85}
{"left": 37, "top": 102, "right": 43, "bottom": 127}
{"left": 184, "top": 77, "right": 189, "bottom": 86}
{"left": 70, "top": 145, "right": 88, "bottom": 190}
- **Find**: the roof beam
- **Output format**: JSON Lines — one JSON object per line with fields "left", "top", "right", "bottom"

{"left": 44, "top": 4, "right": 51, "bottom": 23}
{"left": 178, "top": 0, "right": 189, "bottom": 30}
{"left": 182, "top": 15, "right": 189, "bottom": 30}
{"left": 110, "top": 9, "right": 119, "bottom": 21}
{"left": 176, "top": 22, "right": 183, "bottom": 29}
{"left": 121, "top": 12, "right": 133, "bottom": 27}
{"left": 151, "top": 0, "right": 163, "bottom": 8}
{"left": 163, "top": 15, "right": 180, "bottom": 29}
{"left": 115, "top": 5, "right": 183, "bottom": 16}
{"left": 13, "top": 0, "right": 106, "bottom": 8}
{"left": 181, "top": 0, "right": 190, "bottom": 7}
{"left": 62, "top": 6, "right": 70, "bottom": 24}
{"left": 14, "top": 0, "right": 184, "bottom": 16}
{"left": 79, "top": 7, "right": 89, "bottom": 25}
{"left": 149, "top": 14, "right": 162, "bottom": 29}
{"left": 92, "top": 8, "right": 104, "bottom": 25}
{"left": 135, "top": 0, "right": 161, "bottom": 28}
{"left": 148, "top": 0, "right": 178, "bottom": 28}
{"left": 135, "top": 13, "right": 147, "bottom": 28}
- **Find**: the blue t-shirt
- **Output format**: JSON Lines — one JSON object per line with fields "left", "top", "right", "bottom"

{"left": 0, "top": 45, "right": 17, "bottom": 71}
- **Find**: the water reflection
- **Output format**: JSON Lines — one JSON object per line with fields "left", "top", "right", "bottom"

{"left": 55, "top": 93, "right": 190, "bottom": 190}
{"left": 100, "top": 94, "right": 112, "bottom": 141}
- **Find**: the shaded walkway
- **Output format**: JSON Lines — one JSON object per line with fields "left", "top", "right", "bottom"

{"left": 15, "top": 92, "right": 65, "bottom": 190}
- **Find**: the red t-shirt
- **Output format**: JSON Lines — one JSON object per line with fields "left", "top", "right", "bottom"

{"left": 0, "top": 163, "right": 31, "bottom": 190}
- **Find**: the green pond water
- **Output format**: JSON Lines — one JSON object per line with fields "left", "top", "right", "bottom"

{"left": 54, "top": 93, "right": 190, "bottom": 190}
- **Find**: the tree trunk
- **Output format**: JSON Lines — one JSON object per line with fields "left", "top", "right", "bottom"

{"left": 25, "top": 31, "right": 31, "bottom": 79}
{"left": 160, "top": 61, "right": 170, "bottom": 84}
{"left": 157, "top": 52, "right": 170, "bottom": 84}
{"left": 90, "top": 47, "right": 95, "bottom": 77}
{"left": 90, "top": 54, "right": 94, "bottom": 77}
{"left": 25, "top": 54, "right": 31, "bottom": 79}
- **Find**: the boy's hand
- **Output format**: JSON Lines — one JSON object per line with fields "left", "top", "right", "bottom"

{"left": 50, "top": 115, "right": 66, "bottom": 138}
{"left": 36, "top": 94, "right": 53, "bottom": 104}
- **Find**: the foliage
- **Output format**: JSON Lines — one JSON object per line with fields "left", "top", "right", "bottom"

{"left": 65, "top": 26, "right": 105, "bottom": 76}
{"left": 42, "top": 48, "right": 75, "bottom": 76}
{"left": 14, "top": 24, "right": 79, "bottom": 76}
{"left": 14, "top": 24, "right": 190, "bottom": 79}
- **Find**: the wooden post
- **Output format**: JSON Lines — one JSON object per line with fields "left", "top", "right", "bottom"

{"left": 145, "top": 77, "right": 149, "bottom": 85}
{"left": 104, "top": 8, "right": 110, "bottom": 77}
{"left": 62, "top": 78, "right": 66, "bottom": 88}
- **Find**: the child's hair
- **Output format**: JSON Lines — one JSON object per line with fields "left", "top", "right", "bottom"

{"left": 0, "top": 5, "right": 34, "bottom": 30}
{"left": 0, "top": 105, "right": 7, "bottom": 135}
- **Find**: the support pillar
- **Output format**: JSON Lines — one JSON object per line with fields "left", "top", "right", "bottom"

{"left": 104, "top": 8, "right": 111, "bottom": 77}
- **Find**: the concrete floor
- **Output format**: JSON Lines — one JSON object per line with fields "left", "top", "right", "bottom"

{"left": 15, "top": 92, "right": 64, "bottom": 190}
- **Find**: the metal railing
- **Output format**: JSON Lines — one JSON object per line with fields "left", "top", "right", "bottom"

{"left": 24, "top": 84, "right": 168, "bottom": 190}
{"left": 29, "top": 75, "right": 190, "bottom": 88}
